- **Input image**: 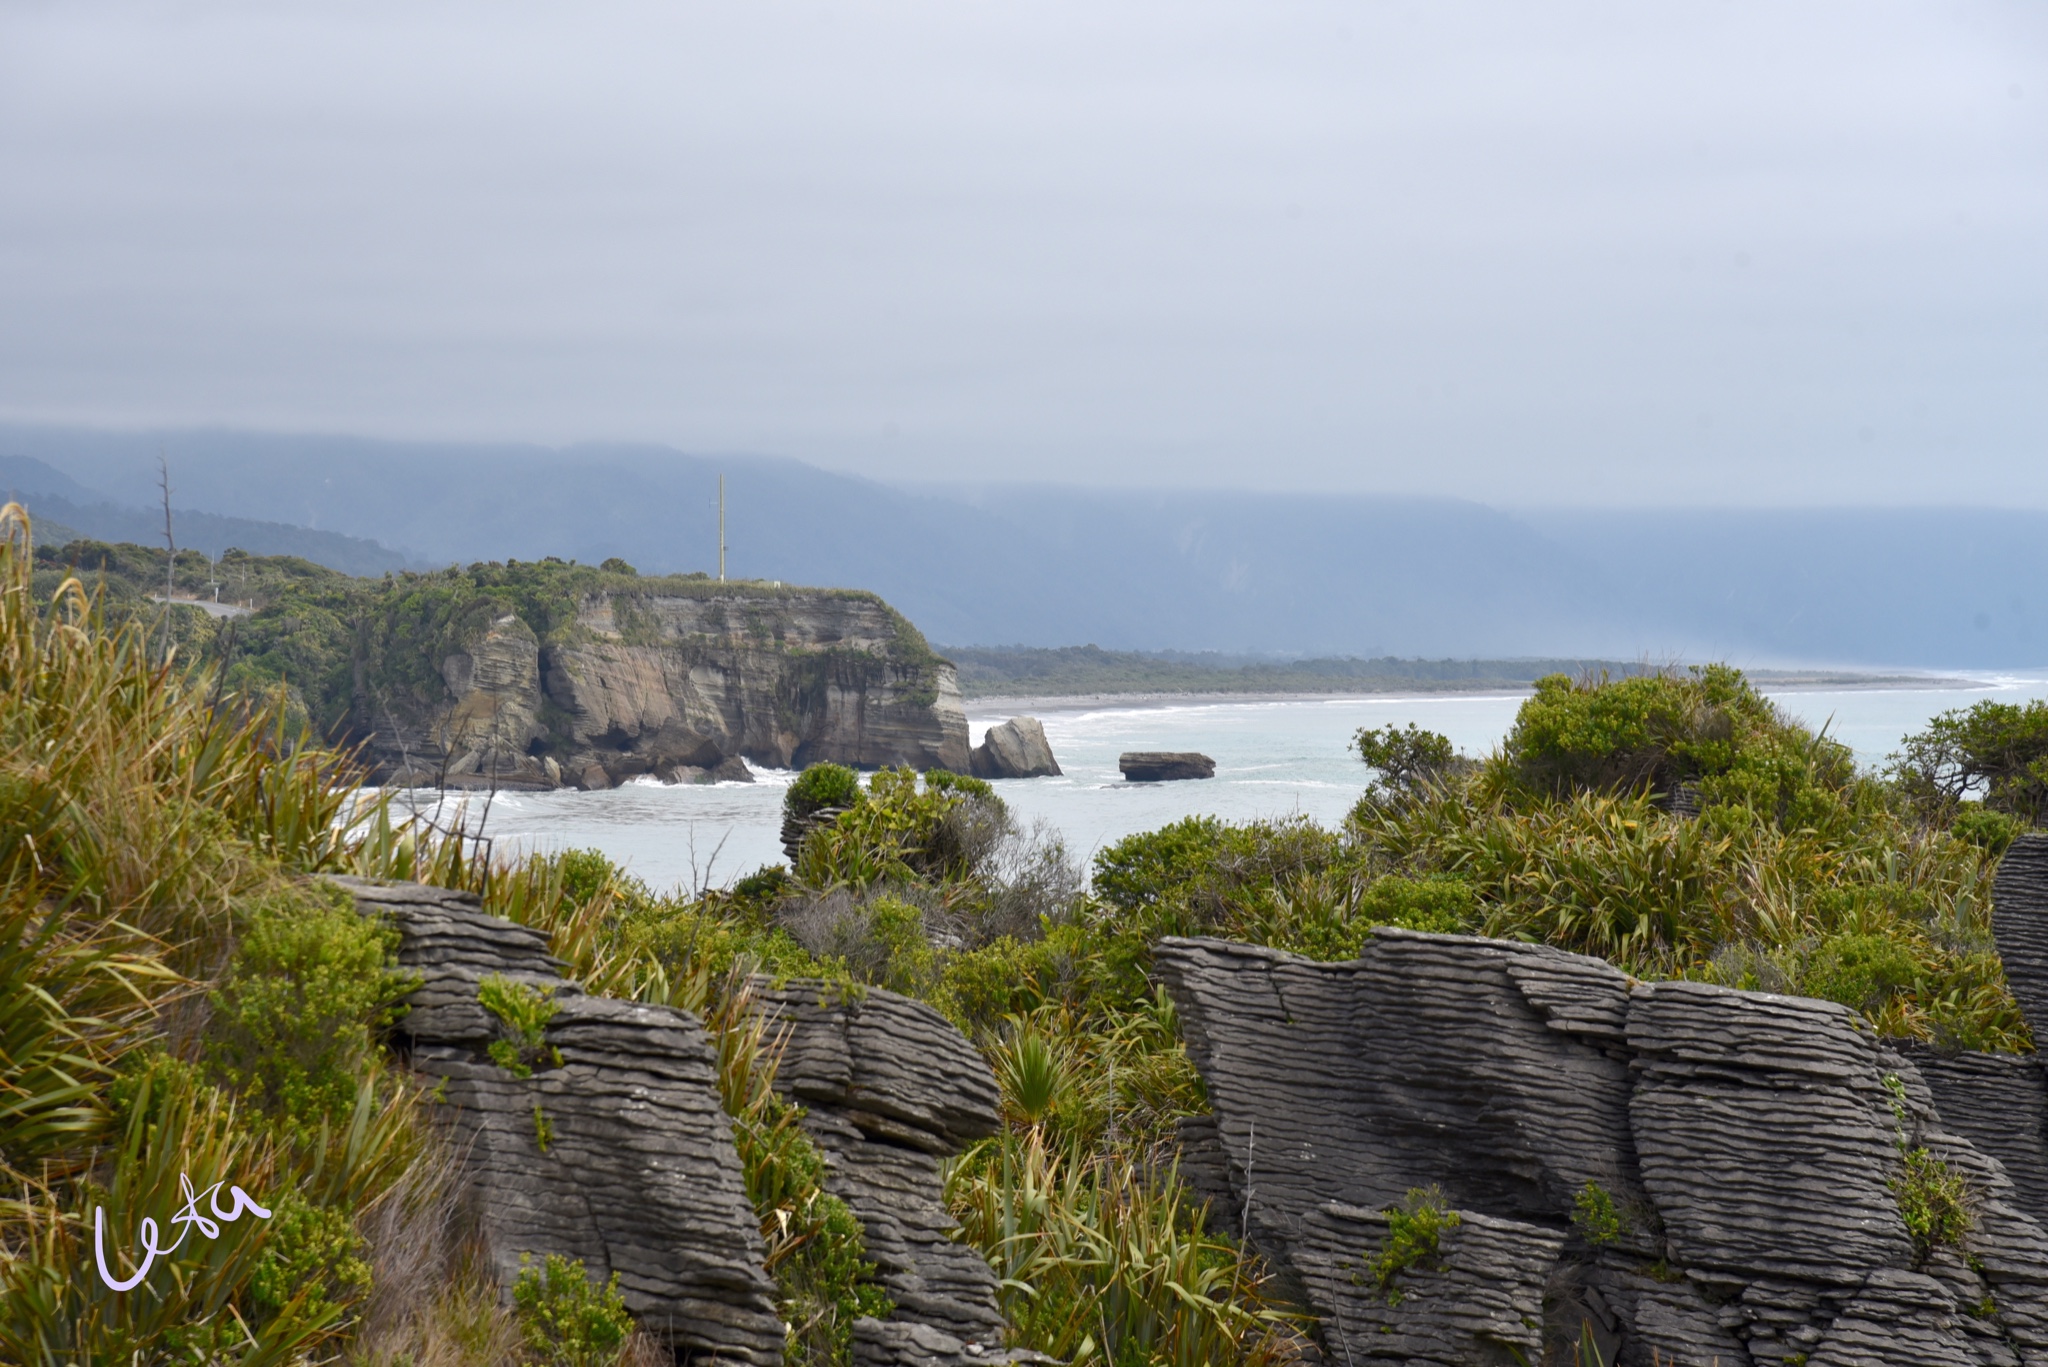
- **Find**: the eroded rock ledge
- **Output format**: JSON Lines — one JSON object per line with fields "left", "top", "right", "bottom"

{"left": 332, "top": 875, "right": 1042, "bottom": 1366}
{"left": 1158, "top": 837, "right": 2048, "bottom": 1367}
{"left": 334, "top": 876, "right": 786, "bottom": 1364}
{"left": 748, "top": 980, "right": 1051, "bottom": 1367}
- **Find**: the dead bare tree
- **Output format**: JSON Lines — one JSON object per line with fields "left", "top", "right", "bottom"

{"left": 157, "top": 456, "right": 177, "bottom": 661}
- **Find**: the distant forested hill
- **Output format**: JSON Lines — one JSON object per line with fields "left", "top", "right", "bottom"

{"left": 0, "top": 453, "right": 415, "bottom": 576}
{"left": 5, "top": 422, "right": 2043, "bottom": 669}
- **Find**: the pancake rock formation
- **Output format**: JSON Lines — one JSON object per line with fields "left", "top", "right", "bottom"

{"left": 357, "top": 586, "right": 969, "bottom": 789}
{"left": 1158, "top": 836, "right": 2048, "bottom": 1367}
{"left": 969, "top": 716, "right": 1061, "bottom": 779}
{"left": 332, "top": 876, "right": 1037, "bottom": 1366}
{"left": 1118, "top": 751, "right": 1215, "bottom": 782}
{"left": 749, "top": 981, "right": 1049, "bottom": 1367}
{"left": 331, "top": 876, "right": 785, "bottom": 1363}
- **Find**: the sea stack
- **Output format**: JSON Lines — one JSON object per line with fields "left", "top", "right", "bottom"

{"left": 970, "top": 716, "right": 1062, "bottom": 779}
{"left": 1119, "top": 751, "right": 1215, "bottom": 781}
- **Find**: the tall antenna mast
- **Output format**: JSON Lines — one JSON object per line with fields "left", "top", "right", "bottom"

{"left": 718, "top": 474, "right": 726, "bottom": 582}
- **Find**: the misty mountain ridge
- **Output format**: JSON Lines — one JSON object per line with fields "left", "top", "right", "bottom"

{"left": 0, "top": 452, "right": 417, "bottom": 577}
{"left": 1, "top": 422, "right": 2040, "bottom": 670}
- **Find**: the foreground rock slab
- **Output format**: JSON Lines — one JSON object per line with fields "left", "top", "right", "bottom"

{"left": 748, "top": 980, "right": 1050, "bottom": 1367}
{"left": 331, "top": 876, "right": 787, "bottom": 1366}
{"left": 1118, "top": 751, "right": 1214, "bottom": 781}
{"left": 969, "top": 716, "right": 1061, "bottom": 779}
{"left": 1159, "top": 917, "right": 2048, "bottom": 1367}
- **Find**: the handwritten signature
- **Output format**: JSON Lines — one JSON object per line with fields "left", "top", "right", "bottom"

{"left": 93, "top": 1173, "right": 272, "bottom": 1291}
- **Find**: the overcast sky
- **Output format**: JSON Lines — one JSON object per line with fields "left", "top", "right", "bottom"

{"left": 1, "top": 1, "right": 2042, "bottom": 504}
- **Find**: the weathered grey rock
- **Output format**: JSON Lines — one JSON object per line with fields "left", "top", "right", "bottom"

{"left": 970, "top": 718, "right": 1061, "bottom": 780}
{"left": 1158, "top": 929, "right": 2048, "bottom": 1367}
{"left": 1996, "top": 834, "right": 2048, "bottom": 1044}
{"left": 780, "top": 804, "right": 849, "bottom": 865}
{"left": 355, "top": 588, "right": 970, "bottom": 788}
{"left": 750, "top": 981, "right": 1009, "bottom": 1365}
{"left": 660, "top": 753, "right": 757, "bottom": 785}
{"left": 1897, "top": 1041, "right": 2048, "bottom": 1231}
{"left": 1627, "top": 982, "right": 1915, "bottom": 1288}
{"left": 1290, "top": 1201, "right": 1561, "bottom": 1364}
{"left": 1118, "top": 751, "right": 1215, "bottom": 782}
{"left": 330, "top": 876, "right": 785, "bottom": 1365}
{"left": 1156, "top": 932, "right": 1645, "bottom": 1274}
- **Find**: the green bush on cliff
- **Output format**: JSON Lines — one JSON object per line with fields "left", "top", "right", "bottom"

{"left": 1893, "top": 698, "right": 2048, "bottom": 825}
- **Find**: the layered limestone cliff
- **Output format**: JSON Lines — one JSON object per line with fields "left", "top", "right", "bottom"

{"left": 1156, "top": 832, "right": 2048, "bottom": 1367}
{"left": 362, "top": 586, "right": 969, "bottom": 788}
{"left": 330, "top": 876, "right": 1039, "bottom": 1367}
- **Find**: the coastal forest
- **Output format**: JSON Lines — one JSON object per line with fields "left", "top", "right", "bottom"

{"left": 6, "top": 506, "right": 2048, "bottom": 1365}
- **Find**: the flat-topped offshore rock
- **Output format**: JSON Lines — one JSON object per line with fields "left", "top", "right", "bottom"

{"left": 1118, "top": 751, "right": 1214, "bottom": 781}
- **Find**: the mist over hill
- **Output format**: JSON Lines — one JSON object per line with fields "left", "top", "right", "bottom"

{"left": 0, "top": 452, "right": 414, "bottom": 576}
{"left": 3, "top": 421, "right": 2041, "bottom": 670}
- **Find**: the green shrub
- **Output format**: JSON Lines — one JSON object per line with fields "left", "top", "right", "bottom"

{"left": 786, "top": 762, "right": 862, "bottom": 821}
{"left": 1883, "top": 1073, "right": 1974, "bottom": 1265}
{"left": 207, "top": 886, "right": 416, "bottom": 1133}
{"left": 1953, "top": 806, "right": 2026, "bottom": 856}
{"left": 1366, "top": 1186, "right": 1461, "bottom": 1305}
{"left": 1893, "top": 699, "right": 2048, "bottom": 824}
{"left": 478, "top": 974, "right": 563, "bottom": 1078}
{"left": 1571, "top": 1182, "right": 1624, "bottom": 1246}
{"left": 511, "top": 1252, "right": 633, "bottom": 1367}
{"left": 1355, "top": 723, "right": 1466, "bottom": 802}
{"left": 950, "top": 1130, "right": 1301, "bottom": 1365}
{"left": 1800, "top": 933, "right": 1921, "bottom": 1015}
{"left": 248, "top": 1191, "right": 373, "bottom": 1324}
{"left": 1893, "top": 1147, "right": 1972, "bottom": 1264}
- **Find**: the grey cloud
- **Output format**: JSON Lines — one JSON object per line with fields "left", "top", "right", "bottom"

{"left": 0, "top": 0, "right": 2042, "bottom": 503}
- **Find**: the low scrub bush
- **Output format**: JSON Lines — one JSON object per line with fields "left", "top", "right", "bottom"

{"left": 512, "top": 1253, "right": 633, "bottom": 1367}
{"left": 1366, "top": 1186, "right": 1460, "bottom": 1305}
{"left": 207, "top": 884, "right": 417, "bottom": 1132}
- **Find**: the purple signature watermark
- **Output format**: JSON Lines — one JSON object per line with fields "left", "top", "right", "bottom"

{"left": 94, "top": 1173, "right": 272, "bottom": 1291}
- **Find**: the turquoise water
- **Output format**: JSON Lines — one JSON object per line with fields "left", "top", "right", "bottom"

{"left": 412, "top": 677, "right": 2048, "bottom": 894}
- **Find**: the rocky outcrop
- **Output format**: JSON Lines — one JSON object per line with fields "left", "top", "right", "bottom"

{"left": 362, "top": 586, "right": 969, "bottom": 788}
{"left": 969, "top": 717, "right": 1061, "bottom": 780}
{"left": 1157, "top": 923, "right": 2048, "bottom": 1367}
{"left": 330, "top": 876, "right": 787, "bottom": 1365}
{"left": 1118, "top": 751, "right": 1214, "bottom": 782}
{"left": 746, "top": 981, "right": 1044, "bottom": 1367}
{"left": 1995, "top": 834, "right": 2048, "bottom": 1039}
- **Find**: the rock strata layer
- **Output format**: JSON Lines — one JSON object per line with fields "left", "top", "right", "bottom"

{"left": 1158, "top": 895, "right": 2048, "bottom": 1366}
{"left": 969, "top": 717, "right": 1061, "bottom": 779}
{"left": 331, "top": 876, "right": 787, "bottom": 1365}
{"left": 747, "top": 981, "right": 1048, "bottom": 1367}
{"left": 360, "top": 588, "right": 969, "bottom": 789}
{"left": 1118, "top": 751, "right": 1214, "bottom": 782}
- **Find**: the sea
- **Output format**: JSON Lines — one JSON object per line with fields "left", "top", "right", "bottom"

{"left": 390, "top": 675, "right": 2048, "bottom": 895}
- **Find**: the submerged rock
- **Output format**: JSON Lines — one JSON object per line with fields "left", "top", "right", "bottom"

{"left": 1118, "top": 751, "right": 1215, "bottom": 781}
{"left": 969, "top": 716, "right": 1061, "bottom": 780}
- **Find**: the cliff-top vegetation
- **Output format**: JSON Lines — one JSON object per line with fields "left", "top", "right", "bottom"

{"left": 31, "top": 536, "right": 946, "bottom": 745}
{"left": 4, "top": 502, "right": 2044, "bottom": 1366}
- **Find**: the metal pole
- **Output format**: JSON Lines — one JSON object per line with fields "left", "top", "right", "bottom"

{"left": 718, "top": 475, "right": 726, "bottom": 582}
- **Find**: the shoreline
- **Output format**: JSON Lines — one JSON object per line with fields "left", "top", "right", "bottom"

{"left": 962, "top": 671, "right": 1990, "bottom": 715}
